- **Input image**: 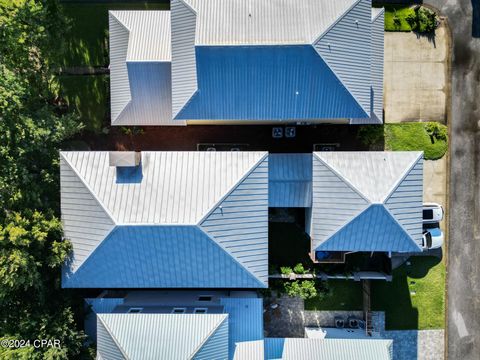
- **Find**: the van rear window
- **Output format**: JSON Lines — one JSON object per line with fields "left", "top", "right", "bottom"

{"left": 423, "top": 209, "right": 433, "bottom": 219}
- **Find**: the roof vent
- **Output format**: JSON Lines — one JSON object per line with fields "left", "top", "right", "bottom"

{"left": 109, "top": 151, "right": 141, "bottom": 167}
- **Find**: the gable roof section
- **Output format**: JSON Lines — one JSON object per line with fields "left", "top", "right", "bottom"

{"left": 171, "top": 0, "right": 198, "bottom": 118}
{"left": 60, "top": 151, "right": 269, "bottom": 289}
{"left": 315, "top": 152, "right": 421, "bottom": 203}
{"left": 109, "top": 11, "right": 183, "bottom": 126}
{"left": 97, "top": 313, "right": 228, "bottom": 360}
{"left": 317, "top": 204, "right": 421, "bottom": 252}
{"left": 171, "top": 0, "right": 375, "bottom": 120}
{"left": 314, "top": 0, "right": 372, "bottom": 115}
{"left": 60, "top": 156, "right": 115, "bottom": 271}
{"left": 269, "top": 154, "right": 313, "bottom": 207}
{"left": 200, "top": 157, "right": 269, "bottom": 284}
{"left": 264, "top": 338, "right": 393, "bottom": 360}
{"left": 311, "top": 155, "right": 370, "bottom": 246}
{"left": 311, "top": 152, "right": 423, "bottom": 253}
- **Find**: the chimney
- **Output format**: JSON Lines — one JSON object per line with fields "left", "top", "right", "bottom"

{"left": 109, "top": 151, "right": 141, "bottom": 167}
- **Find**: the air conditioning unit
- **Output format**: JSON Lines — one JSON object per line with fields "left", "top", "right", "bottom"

{"left": 109, "top": 151, "right": 141, "bottom": 167}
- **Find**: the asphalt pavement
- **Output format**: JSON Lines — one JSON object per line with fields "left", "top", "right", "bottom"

{"left": 424, "top": 1, "right": 480, "bottom": 359}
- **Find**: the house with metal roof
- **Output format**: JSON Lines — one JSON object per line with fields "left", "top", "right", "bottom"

{"left": 86, "top": 291, "right": 392, "bottom": 360}
{"left": 109, "top": 1, "right": 385, "bottom": 125}
{"left": 309, "top": 151, "right": 424, "bottom": 262}
{"left": 60, "top": 151, "right": 268, "bottom": 288}
{"left": 86, "top": 291, "right": 264, "bottom": 360}
{"left": 60, "top": 150, "right": 425, "bottom": 287}
{"left": 263, "top": 337, "right": 393, "bottom": 360}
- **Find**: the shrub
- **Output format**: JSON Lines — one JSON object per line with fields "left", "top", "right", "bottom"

{"left": 357, "top": 125, "right": 384, "bottom": 147}
{"left": 293, "top": 263, "right": 307, "bottom": 274}
{"left": 284, "top": 280, "right": 318, "bottom": 300}
{"left": 425, "top": 122, "right": 448, "bottom": 141}
{"left": 417, "top": 7, "right": 437, "bottom": 33}
{"left": 280, "top": 266, "right": 293, "bottom": 275}
{"left": 406, "top": 13, "right": 418, "bottom": 30}
{"left": 393, "top": 15, "right": 401, "bottom": 28}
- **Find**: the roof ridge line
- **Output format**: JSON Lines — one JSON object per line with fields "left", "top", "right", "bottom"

{"left": 198, "top": 152, "right": 269, "bottom": 224}
{"left": 311, "top": 0, "right": 362, "bottom": 44}
{"left": 382, "top": 206, "right": 423, "bottom": 251}
{"left": 109, "top": 12, "right": 132, "bottom": 123}
{"left": 382, "top": 152, "right": 423, "bottom": 203}
{"left": 313, "top": 153, "right": 370, "bottom": 203}
{"left": 109, "top": 11, "right": 132, "bottom": 33}
{"left": 97, "top": 314, "right": 131, "bottom": 360}
{"left": 178, "top": 0, "right": 198, "bottom": 15}
{"left": 315, "top": 204, "right": 372, "bottom": 251}
{"left": 111, "top": 99, "right": 132, "bottom": 125}
{"left": 311, "top": 0, "right": 371, "bottom": 116}
{"left": 60, "top": 153, "right": 117, "bottom": 224}
{"left": 188, "top": 315, "right": 228, "bottom": 360}
{"left": 196, "top": 226, "right": 266, "bottom": 288}
{"left": 62, "top": 226, "right": 118, "bottom": 286}
{"left": 311, "top": 44, "right": 369, "bottom": 117}
{"left": 173, "top": 89, "right": 198, "bottom": 120}
{"left": 372, "top": 7, "right": 385, "bottom": 22}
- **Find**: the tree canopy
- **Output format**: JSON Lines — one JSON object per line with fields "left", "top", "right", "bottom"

{"left": 0, "top": 0, "right": 89, "bottom": 358}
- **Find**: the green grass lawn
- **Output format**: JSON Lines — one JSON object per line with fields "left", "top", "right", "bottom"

{"left": 372, "top": 256, "right": 445, "bottom": 330}
{"left": 383, "top": 5, "right": 415, "bottom": 32}
{"left": 385, "top": 123, "right": 448, "bottom": 160}
{"left": 61, "top": 2, "right": 169, "bottom": 67}
{"left": 59, "top": 75, "right": 109, "bottom": 133}
{"left": 305, "top": 280, "right": 363, "bottom": 311}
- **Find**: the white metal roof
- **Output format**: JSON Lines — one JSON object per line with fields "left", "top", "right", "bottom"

{"left": 110, "top": 11, "right": 171, "bottom": 61}
{"left": 264, "top": 338, "right": 393, "bottom": 360}
{"left": 314, "top": 152, "right": 421, "bottom": 203}
{"left": 61, "top": 151, "right": 267, "bottom": 224}
{"left": 97, "top": 313, "right": 228, "bottom": 360}
{"left": 109, "top": 11, "right": 182, "bottom": 126}
{"left": 171, "top": 0, "right": 377, "bottom": 121}
{"left": 183, "top": 0, "right": 356, "bottom": 45}
{"left": 60, "top": 151, "right": 269, "bottom": 287}
{"left": 311, "top": 152, "right": 424, "bottom": 250}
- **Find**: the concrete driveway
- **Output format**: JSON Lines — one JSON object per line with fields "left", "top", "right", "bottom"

{"left": 384, "top": 24, "right": 449, "bottom": 123}
{"left": 423, "top": 158, "right": 448, "bottom": 231}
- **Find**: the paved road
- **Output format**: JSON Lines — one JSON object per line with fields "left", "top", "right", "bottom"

{"left": 424, "top": 1, "right": 480, "bottom": 359}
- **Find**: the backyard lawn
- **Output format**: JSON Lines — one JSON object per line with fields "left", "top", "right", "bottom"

{"left": 61, "top": 2, "right": 169, "bottom": 67}
{"left": 305, "top": 280, "right": 363, "bottom": 311}
{"left": 59, "top": 75, "right": 109, "bottom": 133}
{"left": 372, "top": 256, "right": 445, "bottom": 330}
{"left": 383, "top": 5, "right": 415, "bottom": 32}
{"left": 385, "top": 123, "right": 448, "bottom": 160}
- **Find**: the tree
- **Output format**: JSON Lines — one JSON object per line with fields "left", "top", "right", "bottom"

{"left": 284, "top": 280, "right": 318, "bottom": 300}
{"left": 0, "top": 0, "right": 88, "bottom": 358}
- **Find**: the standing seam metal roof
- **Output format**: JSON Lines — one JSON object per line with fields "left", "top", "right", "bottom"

{"left": 311, "top": 152, "right": 423, "bottom": 252}
{"left": 264, "top": 338, "right": 393, "bottom": 360}
{"left": 97, "top": 313, "right": 228, "bottom": 360}
{"left": 60, "top": 152, "right": 269, "bottom": 289}
{"left": 171, "top": 0, "right": 379, "bottom": 121}
{"left": 109, "top": 11, "right": 183, "bottom": 126}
